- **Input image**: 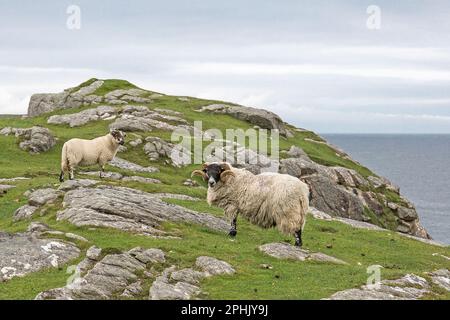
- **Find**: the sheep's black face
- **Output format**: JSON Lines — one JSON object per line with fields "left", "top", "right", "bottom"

{"left": 204, "top": 163, "right": 223, "bottom": 188}
{"left": 111, "top": 130, "right": 126, "bottom": 145}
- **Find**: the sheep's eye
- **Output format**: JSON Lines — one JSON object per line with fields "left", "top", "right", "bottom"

{"left": 202, "top": 169, "right": 207, "bottom": 173}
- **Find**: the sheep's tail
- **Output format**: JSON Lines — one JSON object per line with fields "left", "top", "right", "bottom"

{"left": 60, "top": 143, "right": 69, "bottom": 182}
{"left": 300, "top": 194, "right": 308, "bottom": 231}
{"left": 299, "top": 177, "right": 313, "bottom": 203}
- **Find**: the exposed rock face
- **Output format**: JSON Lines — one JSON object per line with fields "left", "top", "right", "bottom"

{"left": 150, "top": 256, "right": 235, "bottom": 300}
{"left": 36, "top": 247, "right": 165, "bottom": 300}
{"left": 19, "top": 127, "right": 57, "bottom": 154}
{"left": 259, "top": 242, "right": 347, "bottom": 265}
{"left": 428, "top": 269, "right": 450, "bottom": 291}
{"left": 326, "top": 273, "right": 449, "bottom": 300}
{"left": 279, "top": 152, "right": 430, "bottom": 239}
{"left": 109, "top": 105, "right": 189, "bottom": 133}
{"left": 196, "top": 104, "right": 292, "bottom": 137}
{"left": 28, "top": 80, "right": 104, "bottom": 116}
{"left": 58, "top": 179, "right": 99, "bottom": 191}
{"left": 143, "top": 137, "right": 191, "bottom": 167}
{"left": 14, "top": 188, "right": 62, "bottom": 221}
{"left": 104, "top": 89, "right": 151, "bottom": 104}
{"left": 205, "top": 143, "right": 279, "bottom": 174}
{"left": 48, "top": 105, "right": 117, "bottom": 127}
{"left": 36, "top": 249, "right": 236, "bottom": 300}
{"left": 109, "top": 157, "right": 159, "bottom": 173}
{"left": 13, "top": 205, "right": 38, "bottom": 221}
{"left": 80, "top": 171, "right": 161, "bottom": 184}
{"left": 57, "top": 185, "right": 229, "bottom": 236}
{"left": 0, "top": 229, "right": 80, "bottom": 281}
{"left": 150, "top": 266, "right": 202, "bottom": 300}
{"left": 129, "top": 138, "right": 143, "bottom": 147}
{"left": 195, "top": 256, "right": 236, "bottom": 276}
{"left": 28, "top": 188, "right": 61, "bottom": 206}
{"left": 143, "top": 137, "right": 174, "bottom": 161}
{"left": 1, "top": 126, "right": 56, "bottom": 154}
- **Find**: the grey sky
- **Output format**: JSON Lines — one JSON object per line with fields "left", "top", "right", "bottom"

{"left": 1, "top": 0, "right": 450, "bottom": 133}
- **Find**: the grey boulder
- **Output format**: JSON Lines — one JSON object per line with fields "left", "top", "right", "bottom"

{"left": 0, "top": 230, "right": 80, "bottom": 281}
{"left": 56, "top": 185, "right": 229, "bottom": 236}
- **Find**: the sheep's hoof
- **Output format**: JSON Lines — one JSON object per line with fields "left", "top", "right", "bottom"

{"left": 228, "top": 229, "right": 237, "bottom": 237}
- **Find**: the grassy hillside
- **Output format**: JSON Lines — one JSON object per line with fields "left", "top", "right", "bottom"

{"left": 0, "top": 79, "right": 448, "bottom": 300}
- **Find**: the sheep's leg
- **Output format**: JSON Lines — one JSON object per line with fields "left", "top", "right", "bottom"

{"left": 294, "top": 230, "right": 302, "bottom": 247}
{"left": 228, "top": 217, "right": 237, "bottom": 237}
{"left": 69, "top": 167, "right": 75, "bottom": 180}
{"left": 59, "top": 171, "right": 65, "bottom": 182}
{"left": 99, "top": 165, "right": 105, "bottom": 179}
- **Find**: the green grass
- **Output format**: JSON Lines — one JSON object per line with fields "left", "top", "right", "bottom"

{"left": 93, "top": 79, "right": 140, "bottom": 96}
{"left": 0, "top": 79, "right": 448, "bottom": 300}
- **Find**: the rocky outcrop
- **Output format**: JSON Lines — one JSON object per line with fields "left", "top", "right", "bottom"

{"left": 48, "top": 105, "right": 117, "bottom": 127}
{"left": 13, "top": 205, "right": 39, "bottom": 221}
{"left": 28, "top": 188, "right": 61, "bottom": 206}
{"left": 0, "top": 226, "right": 80, "bottom": 281}
{"left": 428, "top": 269, "right": 450, "bottom": 291}
{"left": 205, "top": 143, "right": 279, "bottom": 174}
{"left": 27, "top": 81, "right": 163, "bottom": 117}
{"left": 259, "top": 242, "right": 347, "bottom": 265}
{"left": 36, "top": 247, "right": 165, "bottom": 300}
{"left": 109, "top": 105, "right": 189, "bottom": 133}
{"left": 279, "top": 150, "right": 430, "bottom": 239}
{"left": 326, "top": 271, "right": 450, "bottom": 300}
{"left": 143, "top": 137, "right": 191, "bottom": 167}
{"left": 36, "top": 247, "right": 236, "bottom": 300}
{"left": 196, "top": 104, "right": 292, "bottom": 137}
{"left": 80, "top": 171, "right": 161, "bottom": 184}
{"left": 58, "top": 179, "right": 100, "bottom": 191}
{"left": 14, "top": 188, "right": 63, "bottom": 221}
{"left": 150, "top": 256, "right": 235, "bottom": 300}
{"left": 56, "top": 185, "right": 229, "bottom": 236}
{"left": 0, "top": 126, "right": 56, "bottom": 154}
{"left": 28, "top": 80, "right": 104, "bottom": 116}
{"left": 104, "top": 89, "right": 151, "bottom": 104}
{"left": 108, "top": 157, "right": 159, "bottom": 173}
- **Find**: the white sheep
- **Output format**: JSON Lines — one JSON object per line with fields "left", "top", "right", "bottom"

{"left": 59, "top": 129, "right": 126, "bottom": 182}
{"left": 192, "top": 162, "right": 310, "bottom": 246}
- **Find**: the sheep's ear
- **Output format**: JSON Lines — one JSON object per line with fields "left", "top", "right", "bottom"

{"left": 220, "top": 162, "right": 232, "bottom": 171}
{"left": 202, "top": 163, "right": 209, "bottom": 169}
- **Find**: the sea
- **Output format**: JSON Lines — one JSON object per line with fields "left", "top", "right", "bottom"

{"left": 322, "top": 134, "right": 450, "bottom": 244}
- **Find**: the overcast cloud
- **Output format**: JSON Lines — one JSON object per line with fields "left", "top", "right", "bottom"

{"left": 1, "top": 0, "right": 450, "bottom": 133}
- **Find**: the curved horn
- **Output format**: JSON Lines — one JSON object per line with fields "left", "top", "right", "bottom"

{"left": 220, "top": 162, "right": 232, "bottom": 171}
{"left": 191, "top": 170, "right": 207, "bottom": 180}
{"left": 220, "top": 170, "right": 235, "bottom": 183}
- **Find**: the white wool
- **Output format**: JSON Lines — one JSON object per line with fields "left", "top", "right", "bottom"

{"left": 61, "top": 133, "right": 121, "bottom": 179}
{"left": 207, "top": 165, "right": 309, "bottom": 236}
